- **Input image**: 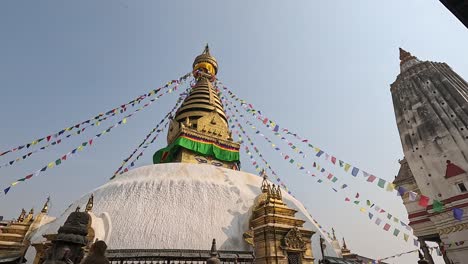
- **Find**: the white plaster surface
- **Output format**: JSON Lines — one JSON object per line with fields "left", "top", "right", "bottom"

{"left": 27, "top": 163, "right": 338, "bottom": 262}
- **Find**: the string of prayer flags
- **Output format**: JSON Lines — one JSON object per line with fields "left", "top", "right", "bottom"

{"left": 2, "top": 96, "right": 153, "bottom": 195}
{"left": 0, "top": 73, "right": 191, "bottom": 160}
{"left": 111, "top": 87, "right": 190, "bottom": 179}
{"left": 220, "top": 83, "right": 410, "bottom": 198}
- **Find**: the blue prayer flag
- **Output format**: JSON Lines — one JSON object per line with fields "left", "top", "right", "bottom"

{"left": 351, "top": 167, "right": 359, "bottom": 177}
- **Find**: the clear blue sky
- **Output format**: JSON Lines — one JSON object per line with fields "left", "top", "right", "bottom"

{"left": 1, "top": 1, "right": 467, "bottom": 263}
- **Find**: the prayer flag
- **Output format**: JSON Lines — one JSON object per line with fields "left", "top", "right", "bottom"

{"left": 25, "top": 174, "right": 33, "bottom": 179}
{"left": 327, "top": 173, "right": 333, "bottom": 179}
{"left": 386, "top": 183, "right": 395, "bottom": 192}
{"left": 4, "top": 187, "right": 11, "bottom": 194}
{"left": 332, "top": 177, "right": 338, "bottom": 183}
{"left": 367, "top": 175, "right": 377, "bottom": 182}
{"left": 344, "top": 163, "right": 351, "bottom": 172}
{"left": 397, "top": 186, "right": 407, "bottom": 196}
{"left": 331, "top": 156, "right": 336, "bottom": 164}
{"left": 316, "top": 150, "right": 324, "bottom": 157}
{"left": 419, "top": 195, "right": 429, "bottom": 207}
{"left": 375, "top": 218, "right": 382, "bottom": 225}
{"left": 55, "top": 159, "right": 61, "bottom": 166}
{"left": 453, "top": 208, "right": 464, "bottom": 221}
{"left": 354, "top": 201, "right": 360, "bottom": 205}
{"left": 387, "top": 213, "right": 392, "bottom": 220}
{"left": 409, "top": 191, "right": 418, "bottom": 201}
{"left": 368, "top": 212, "right": 374, "bottom": 219}
{"left": 393, "top": 228, "right": 400, "bottom": 237}
{"left": 403, "top": 233, "right": 409, "bottom": 242}
{"left": 341, "top": 184, "right": 348, "bottom": 189}
{"left": 351, "top": 167, "right": 359, "bottom": 176}
{"left": 366, "top": 200, "right": 371, "bottom": 206}
{"left": 360, "top": 207, "right": 366, "bottom": 213}
{"left": 377, "top": 178, "right": 386, "bottom": 188}
{"left": 355, "top": 192, "right": 360, "bottom": 198}
{"left": 383, "top": 223, "right": 391, "bottom": 231}
{"left": 433, "top": 200, "right": 444, "bottom": 213}
{"left": 273, "top": 125, "right": 279, "bottom": 132}
{"left": 345, "top": 197, "right": 350, "bottom": 202}
{"left": 339, "top": 160, "right": 344, "bottom": 167}
{"left": 122, "top": 118, "right": 127, "bottom": 124}
{"left": 48, "top": 162, "right": 54, "bottom": 168}
{"left": 362, "top": 171, "right": 369, "bottom": 177}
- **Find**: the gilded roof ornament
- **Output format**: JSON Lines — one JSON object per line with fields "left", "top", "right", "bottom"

{"left": 18, "top": 208, "right": 26, "bottom": 222}
{"left": 41, "top": 196, "right": 50, "bottom": 213}
{"left": 85, "top": 194, "right": 94, "bottom": 212}
{"left": 332, "top": 227, "right": 337, "bottom": 240}
{"left": 260, "top": 169, "right": 269, "bottom": 193}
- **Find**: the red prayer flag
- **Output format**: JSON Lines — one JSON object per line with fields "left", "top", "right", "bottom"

{"left": 327, "top": 173, "right": 333, "bottom": 179}
{"left": 331, "top": 156, "right": 336, "bottom": 164}
{"left": 419, "top": 195, "right": 430, "bottom": 207}
{"left": 89, "top": 139, "right": 93, "bottom": 145}
{"left": 62, "top": 155, "right": 67, "bottom": 161}
{"left": 383, "top": 223, "right": 391, "bottom": 231}
{"left": 345, "top": 197, "right": 350, "bottom": 202}
{"left": 263, "top": 118, "right": 268, "bottom": 124}
{"left": 46, "top": 135, "right": 52, "bottom": 141}
{"left": 25, "top": 174, "right": 33, "bottom": 179}
{"left": 355, "top": 193, "right": 360, "bottom": 198}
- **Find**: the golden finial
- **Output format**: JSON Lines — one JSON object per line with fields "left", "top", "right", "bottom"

{"left": 332, "top": 228, "right": 337, "bottom": 240}
{"left": 342, "top": 237, "right": 348, "bottom": 249}
{"left": 260, "top": 169, "right": 269, "bottom": 193}
{"left": 276, "top": 185, "right": 282, "bottom": 200}
{"left": 203, "top": 43, "right": 210, "bottom": 55}
{"left": 85, "top": 194, "right": 94, "bottom": 212}
{"left": 28, "top": 208, "right": 34, "bottom": 215}
{"left": 41, "top": 196, "right": 50, "bottom": 213}
{"left": 18, "top": 208, "right": 26, "bottom": 222}
{"left": 75, "top": 206, "right": 81, "bottom": 212}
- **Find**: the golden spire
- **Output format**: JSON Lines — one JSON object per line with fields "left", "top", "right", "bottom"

{"left": 261, "top": 169, "right": 270, "bottom": 193}
{"left": 17, "top": 208, "right": 26, "bottom": 222}
{"left": 332, "top": 228, "right": 337, "bottom": 240}
{"left": 167, "top": 45, "right": 229, "bottom": 144}
{"left": 85, "top": 194, "right": 94, "bottom": 212}
{"left": 75, "top": 206, "right": 81, "bottom": 212}
{"left": 342, "top": 237, "right": 348, "bottom": 249}
{"left": 41, "top": 196, "right": 50, "bottom": 213}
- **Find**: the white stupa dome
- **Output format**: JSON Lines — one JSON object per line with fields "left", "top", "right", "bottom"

{"left": 27, "top": 163, "right": 338, "bottom": 262}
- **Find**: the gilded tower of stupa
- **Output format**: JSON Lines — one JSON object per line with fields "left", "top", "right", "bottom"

{"left": 153, "top": 45, "right": 240, "bottom": 169}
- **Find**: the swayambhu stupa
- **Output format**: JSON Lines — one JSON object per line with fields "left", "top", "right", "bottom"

{"left": 7, "top": 46, "right": 349, "bottom": 264}
{"left": 2, "top": 45, "right": 468, "bottom": 264}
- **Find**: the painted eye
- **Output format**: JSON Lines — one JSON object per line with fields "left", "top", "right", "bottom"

{"left": 211, "top": 161, "right": 223, "bottom": 167}
{"left": 195, "top": 157, "right": 208, "bottom": 163}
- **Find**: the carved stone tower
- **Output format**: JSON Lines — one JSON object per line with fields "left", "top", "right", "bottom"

{"left": 153, "top": 45, "right": 240, "bottom": 169}
{"left": 391, "top": 48, "right": 468, "bottom": 264}
{"left": 248, "top": 172, "right": 314, "bottom": 264}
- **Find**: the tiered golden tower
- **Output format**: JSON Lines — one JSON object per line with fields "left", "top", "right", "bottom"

{"left": 153, "top": 45, "right": 240, "bottom": 169}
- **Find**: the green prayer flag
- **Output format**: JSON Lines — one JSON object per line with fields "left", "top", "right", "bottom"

{"left": 366, "top": 200, "right": 371, "bottom": 206}
{"left": 332, "top": 177, "right": 338, "bottom": 183}
{"left": 433, "top": 200, "right": 444, "bottom": 212}
{"left": 393, "top": 228, "right": 400, "bottom": 237}
{"left": 377, "top": 178, "right": 386, "bottom": 188}
{"left": 289, "top": 159, "right": 294, "bottom": 164}
{"left": 354, "top": 201, "right": 360, "bottom": 205}
{"left": 55, "top": 159, "right": 61, "bottom": 166}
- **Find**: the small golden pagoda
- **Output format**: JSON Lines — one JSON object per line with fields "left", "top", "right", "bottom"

{"left": 0, "top": 198, "right": 52, "bottom": 262}
{"left": 153, "top": 45, "right": 240, "bottom": 170}
{"left": 247, "top": 171, "right": 315, "bottom": 264}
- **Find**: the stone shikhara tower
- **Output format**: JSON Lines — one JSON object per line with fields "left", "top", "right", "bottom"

{"left": 392, "top": 48, "right": 468, "bottom": 264}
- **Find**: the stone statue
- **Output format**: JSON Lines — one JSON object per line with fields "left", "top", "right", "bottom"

{"left": 43, "top": 211, "right": 90, "bottom": 264}
{"left": 80, "top": 240, "right": 110, "bottom": 264}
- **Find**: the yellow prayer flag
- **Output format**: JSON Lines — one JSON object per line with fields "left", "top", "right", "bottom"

{"left": 77, "top": 146, "right": 83, "bottom": 151}
{"left": 344, "top": 163, "right": 351, "bottom": 172}
{"left": 96, "top": 122, "right": 101, "bottom": 126}
{"left": 386, "top": 183, "right": 395, "bottom": 192}
{"left": 123, "top": 118, "right": 127, "bottom": 124}
{"left": 11, "top": 182, "right": 18, "bottom": 186}
{"left": 66, "top": 127, "right": 72, "bottom": 131}
{"left": 403, "top": 233, "right": 409, "bottom": 241}
{"left": 314, "top": 147, "right": 321, "bottom": 152}
{"left": 360, "top": 207, "right": 366, "bottom": 213}
{"left": 48, "top": 162, "right": 54, "bottom": 168}
{"left": 32, "top": 140, "right": 38, "bottom": 145}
